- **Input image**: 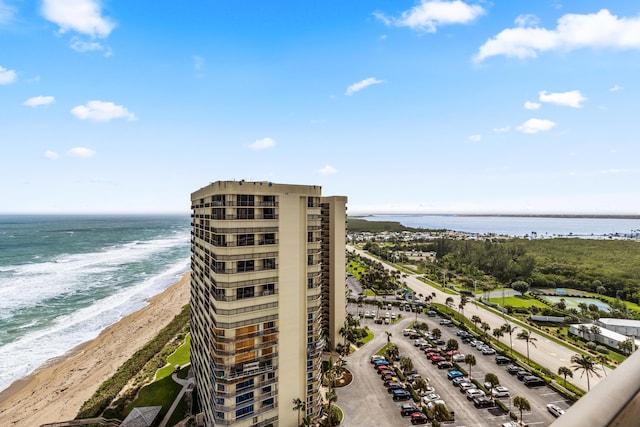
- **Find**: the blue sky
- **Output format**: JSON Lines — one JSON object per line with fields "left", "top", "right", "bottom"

{"left": 1, "top": 1, "right": 639, "bottom": 215}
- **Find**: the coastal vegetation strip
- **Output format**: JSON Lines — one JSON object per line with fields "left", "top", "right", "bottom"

{"left": 77, "top": 304, "right": 190, "bottom": 420}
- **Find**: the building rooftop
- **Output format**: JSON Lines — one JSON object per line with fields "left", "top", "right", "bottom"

{"left": 598, "top": 318, "right": 640, "bottom": 328}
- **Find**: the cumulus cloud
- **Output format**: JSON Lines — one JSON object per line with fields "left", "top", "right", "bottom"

{"left": 375, "top": 0, "right": 485, "bottom": 32}
{"left": 24, "top": 96, "right": 55, "bottom": 107}
{"left": 539, "top": 90, "right": 586, "bottom": 108}
{"left": 67, "top": 147, "right": 96, "bottom": 158}
{"left": 524, "top": 101, "right": 541, "bottom": 110}
{"left": 41, "top": 0, "right": 114, "bottom": 38}
{"left": 468, "top": 134, "right": 482, "bottom": 142}
{"left": 0, "top": 0, "right": 17, "bottom": 24}
{"left": 475, "top": 9, "right": 640, "bottom": 62}
{"left": 610, "top": 84, "right": 623, "bottom": 92}
{"left": 346, "top": 77, "right": 383, "bottom": 96}
{"left": 517, "top": 118, "right": 556, "bottom": 134}
{"left": 317, "top": 165, "right": 337, "bottom": 175}
{"left": 0, "top": 65, "right": 17, "bottom": 84}
{"left": 493, "top": 126, "right": 510, "bottom": 133}
{"left": 71, "top": 100, "right": 137, "bottom": 122}
{"left": 70, "top": 37, "right": 107, "bottom": 53}
{"left": 515, "top": 14, "right": 540, "bottom": 28}
{"left": 44, "top": 150, "right": 60, "bottom": 160}
{"left": 249, "top": 137, "right": 276, "bottom": 150}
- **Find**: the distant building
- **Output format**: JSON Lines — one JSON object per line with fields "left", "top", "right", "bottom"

{"left": 190, "top": 181, "right": 347, "bottom": 426}
{"left": 597, "top": 318, "right": 640, "bottom": 338}
{"left": 569, "top": 323, "right": 640, "bottom": 349}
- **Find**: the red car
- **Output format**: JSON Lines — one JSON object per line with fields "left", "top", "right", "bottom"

{"left": 411, "top": 412, "right": 428, "bottom": 425}
{"left": 431, "top": 355, "right": 445, "bottom": 364}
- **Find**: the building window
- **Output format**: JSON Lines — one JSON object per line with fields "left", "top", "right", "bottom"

{"left": 307, "top": 255, "right": 314, "bottom": 265}
{"left": 237, "top": 208, "right": 255, "bottom": 219}
{"left": 213, "top": 234, "right": 226, "bottom": 246}
{"left": 237, "top": 379, "right": 254, "bottom": 391}
{"left": 263, "top": 258, "right": 276, "bottom": 270}
{"left": 308, "top": 231, "right": 314, "bottom": 242}
{"left": 307, "top": 197, "right": 315, "bottom": 207}
{"left": 262, "top": 385, "right": 272, "bottom": 394}
{"left": 236, "top": 404, "right": 254, "bottom": 419}
{"left": 237, "top": 234, "right": 255, "bottom": 246}
{"left": 213, "top": 287, "right": 225, "bottom": 301}
{"left": 212, "top": 208, "right": 225, "bottom": 220}
{"left": 237, "top": 194, "right": 254, "bottom": 206}
{"left": 236, "top": 391, "right": 254, "bottom": 404}
{"left": 262, "top": 233, "right": 275, "bottom": 245}
{"left": 263, "top": 398, "right": 274, "bottom": 406}
{"left": 213, "top": 195, "right": 225, "bottom": 205}
{"left": 238, "top": 260, "right": 254, "bottom": 272}
{"left": 237, "top": 287, "right": 255, "bottom": 299}
{"left": 262, "top": 283, "right": 275, "bottom": 296}
{"left": 263, "top": 207, "right": 275, "bottom": 219}
{"left": 263, "top": 195, "right": 275, "bottom": 206}
{"left": 307, "top": 278, "right": 314, "bottom": 289}
{"left": 214, "top": 261, "right": 225, "bottom": 273}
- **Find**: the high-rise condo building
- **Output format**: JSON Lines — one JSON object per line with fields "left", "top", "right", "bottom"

{"left": 190, "top": 181, "right": 347, "bottom": 426}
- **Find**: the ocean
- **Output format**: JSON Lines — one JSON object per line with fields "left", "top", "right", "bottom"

{"left": 0, "top": 215, "right": 191, "bottom": 393}
{"left": 363, "top": 214, "right": 640, "bottom": 239}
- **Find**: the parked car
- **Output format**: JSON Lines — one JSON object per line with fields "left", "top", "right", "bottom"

{"left": 431, "top": 355, "right": 446, "bottom": 364}
{"left": 495, "top": 355, "right": 512, "bottom": 365}
{"left": 447, "top": 370, "right": 465, "bottom": 380}
{"left": 482, "top": 347, "right": 496, "bottom": 355}
{"left": 507, "top": 365, "right": 527, "bottom": 375}
{"left": 547, "top": 403, "right": 565, "bottom": 417}
{"left": 437, "top": 361, "right": 453, "bottom": 369}
{"left": 473, "top": 396, "right": 495, "bottom": 408}
{"left": 403, "top": 329, "right": 416, "bottom": 336}
{"left": 439, "top": 319, "right": 452, "bottom": 325}
{"left": 517, "top": 371, "right": 533, "bottom": 381}
{"left": 392, "top": 389, "right": 412, "bottom": 401}
{"left": 373, "top": 359, "right": 389, "bottom": 368}
{"left": 452, "top": 377, "right": 470, "bottom": 387}
{"left": 465, "top": 388, "right": 486, "bottom": 400}
{"left": 422, "top": 393, "right": 441, "bottom": 404}
{"left": 524, "top": 376, "right": 546, "bottom": 387}
{"left": 381, "top": 374, "right": 397, "bottom": 382}
{"left": 411, "top": 412, "right": 429, "bottom": 425}
{"left": 452, "top": 353, "right": 465, "bottom": 362}
{"left": 491, "top": 386, "right": 510, "bottom": 398}
{"left": 458, "top": 382, "right": 475, "bottom": 392}
{"left": 387, "top": 382, "right": 405, "bottom": 393}
{"left": 427, "top": 310, "right": 437, "bottom": 317}
{"left": 400, "top": 403, "right": 421, "bottom": 416}
{"left": 370, "top": 355, "right": 385, "bottom": 363}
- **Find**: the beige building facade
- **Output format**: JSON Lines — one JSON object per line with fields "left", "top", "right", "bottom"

{"left": 190, "top": 181, "right": 346, "bottom": 426}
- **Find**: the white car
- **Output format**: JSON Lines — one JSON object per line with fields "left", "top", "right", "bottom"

{"left": 547, "top": 404, "right": 565, "bottom": 417}
{"left": 422, "top": 393, "right": 441, "bottom": 403}
{"left": 491, "top": 386, "right": 510, "bottom": 398}
{"left": 452, "top": 353, "right": 465, "bottom": 362}
{"left": 458, "top": 382, "right": 475, "bottom": 392}
{"left": 465, "top": 388, "right": 486, "bottom": 400}
{"left": 482, "top": 347, "right": 496, "bottom": 355}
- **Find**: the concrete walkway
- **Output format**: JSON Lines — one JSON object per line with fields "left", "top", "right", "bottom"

{"left": 157, "top": 365, "right": 193, "bottom": 427}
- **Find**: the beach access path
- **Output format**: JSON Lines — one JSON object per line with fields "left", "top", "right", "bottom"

{"left": 0, "top": 273, "right": 191, "bottom": 426}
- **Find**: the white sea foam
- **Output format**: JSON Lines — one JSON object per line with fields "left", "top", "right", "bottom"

{"left": 0, "top": 257, "right": 190, "bottom": 392}
{"left": 0, "top": 231, "right": 189, "bottom": 313}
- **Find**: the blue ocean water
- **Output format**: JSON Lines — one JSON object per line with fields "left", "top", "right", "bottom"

{"left": 364, "top": 214, "right": 640, "bottom": 238}
{"left": 0, "top": 215, "right": 191, "bottom": 392}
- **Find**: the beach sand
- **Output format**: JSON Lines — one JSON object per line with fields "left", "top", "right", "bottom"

{"left": 0, "top": 272, "right": 191, "bottom": 426}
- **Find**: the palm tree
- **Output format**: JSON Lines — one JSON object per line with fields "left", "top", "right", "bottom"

{"left": 492, "top": 327, "right": 504, "bottom": 343}
{"left": 596, "top": 354, "right": 609, "bottom": 377}
{"left": 338, "top": 323, "right": 349, "bottom": 347}
{"left": 432, "top": 328, "right": 442, "bottom": 340}
{"left": 325, "top": 389, "right": 338, "bottom": 426}
{"left": 513, "top": 396, "right": 531, "bottom": 426}
{"left": 578, "top": 324, "right": 589, "bottom": 341}
{"left": 464, "top": 353, "right": 476, "bottom": 379}
{"left": 557, "top": 366, "right": 573, "bottom": 388}
{"left": 571, "top": 353, "right": 601, "bottom": 391}
{"left": 481, "top": 322, "right": 491, "bottom": 338}
{"left": 501, "top": 323, "right": 516, "bottom": 355}
{"left": 301, "top": 415, "right": 314, "bottom": 427}
{"left": 400, "top": 356, "right": 414, "bottom": 374}
{"left": 385, "top": 343, "right": 399, "bottom": 364}
{"left": 471, "top": 315, "right": 482, "bottom": 332}
{"left": 445, "top": 296, "right": 454, "bottom": 310}
{"left": 516, "top": 330, "right": 537, "bottom": 365}
{"left": 590, "top": 325, "right": 601, "bottom": 341}
{"left": 413, "top": 377, "right": 429, "bottom": 395}
{"left": 432, "top": 402, "right": 451, "bottom": 422}
{"left": 293, "top": 398, "right": 306, "bottom": 427}
{"left": 484, "top": 372, "right": 500, "bottom": 400}
{"left": 458, "top": 295, "right": 468, "bottom": 321}
{"left": 385, "top": 331, "right": 392, "bottom": 343}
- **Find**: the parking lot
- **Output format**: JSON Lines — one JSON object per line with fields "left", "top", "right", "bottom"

{"left": 337, "top": 302, "right": 572, "bottom": 426}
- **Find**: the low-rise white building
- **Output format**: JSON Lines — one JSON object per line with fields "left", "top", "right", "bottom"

{"left": 569, "top": 323, "right": 640, "bottom": 349}
{"left": 597, "top": 318, "right": 640, "bottom": 338}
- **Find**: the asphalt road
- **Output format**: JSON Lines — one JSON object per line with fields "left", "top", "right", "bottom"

{"left": 347, "top": 246, "right": 609, "bottom": 392}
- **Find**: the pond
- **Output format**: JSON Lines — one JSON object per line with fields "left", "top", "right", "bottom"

{"left": 539, "top": 295, "right": 612, "bottom": 312}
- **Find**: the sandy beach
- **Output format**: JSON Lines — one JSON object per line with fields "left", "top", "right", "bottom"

{"left": 0, "top": 272, "right": 191, "bottom": 426}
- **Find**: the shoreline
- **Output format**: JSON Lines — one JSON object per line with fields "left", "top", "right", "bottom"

{"left": 0, "top": 272, "right": 191, "bottom": 426}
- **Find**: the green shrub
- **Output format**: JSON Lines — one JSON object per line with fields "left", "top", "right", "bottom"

{"left": 585, "top": 341, "right": 597, "bottom": 350}
{"left": 596, "top": 345, "right": 609, "bottom": 354}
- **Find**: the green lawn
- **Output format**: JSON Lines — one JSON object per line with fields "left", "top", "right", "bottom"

{"left": 125, "top": 375, "right": 182, "bottom": 420}
{"left": 156, "top": 334, "right": 191, "bottom": 381}
{"left": 489, "top": 295, "right": 548, "bottom": 309}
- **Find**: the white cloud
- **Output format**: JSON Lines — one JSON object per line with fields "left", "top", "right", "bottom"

{"left": 524, "top": 101, "right": 541, "bottom": 110}
{"left": 468, "top": 134, "right": 482, "bottom": 142}
{"left": 44, "top": 150, "right": 60, "bottom": 160}
{"left": 23, "top": 96, "right": 55, "bottom": 107}
{"left": 42, "top": 0, "right": 114, "bottom": 38}
{"left": 0, "top": 0, "right": 17, "bottom": 24}
{"left": 539, "top": 90, "right": 586, "bottom": 108}
{"left": 70, "top": 37, "right": 105, "bottom": 52}
{"left": 249, "top": 137, "right": 276, "bottom": 150}
{"left": 0, "top": 65, "right": 17, "bottom": 84}
{"left": 515, "top": 14, "right": 539, "bottom": 28}
{"left": 346, "top": 77, "right": 383, "bottom": 96}
{"left": 71, "top": 100, "right": 137, "bottom": 122}
{"left": 317, "top": 165, "right": 337, "bottom": 175}
{"left": 610, "top": 84, "right": 623, "bottom": 92}
{"left": 376, "top": 0, "right": 485, "bottom": 33}
{"left": 492, "top": 126, "right": 510, "bottom": 133}
{"left": 67, "top": 147, "right": 96, "bottom": 158}
{"left": 517, "top": 118, "right": 556, "bottom": 134}
{"left": 475, "top": 9, "right": 640, "bottom": 62}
